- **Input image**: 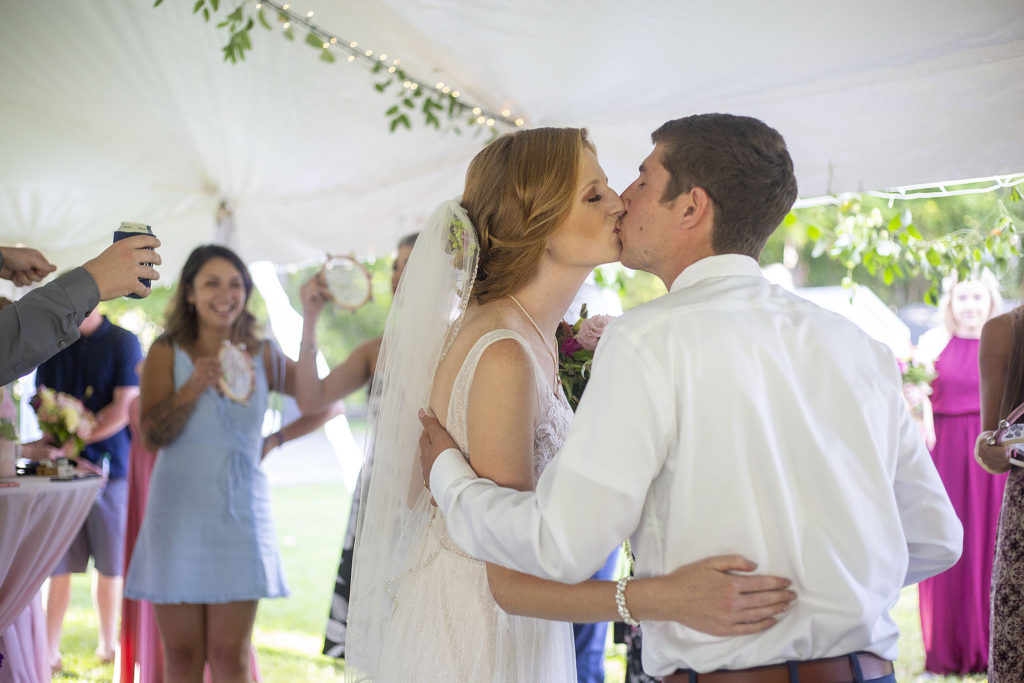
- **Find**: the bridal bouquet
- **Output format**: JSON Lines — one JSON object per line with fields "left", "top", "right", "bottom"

{"left": 556, "top": 304, "right": 614, "bottom": 411}
{"left": 30, "top": 386, "right": 96, "bottom": 457}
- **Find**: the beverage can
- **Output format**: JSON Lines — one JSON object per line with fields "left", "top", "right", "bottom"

{"left": 113, "top": 222, "right": 155, "bottom": 298}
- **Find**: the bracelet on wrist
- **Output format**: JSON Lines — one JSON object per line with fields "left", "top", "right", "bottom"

{"left": 615, "top": 575, "right": 639, "bottom": 627}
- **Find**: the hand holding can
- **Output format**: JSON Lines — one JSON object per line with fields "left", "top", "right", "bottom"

{"left": 113, "top": 222, "right": 156, "bottom": 298}
{"left": 83, "top": 230, "right": 161, "bottom": 301}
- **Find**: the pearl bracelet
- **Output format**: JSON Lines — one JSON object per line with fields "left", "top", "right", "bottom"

{"left": 615, "top": 575, "right": 639, "bottom": 627}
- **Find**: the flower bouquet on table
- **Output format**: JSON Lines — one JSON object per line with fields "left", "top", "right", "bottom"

{"left": 0, "top": 384, "right": 18, "bottom": 479}
{"left": 556, "top": 304, "right": 615, "bottom": 411}
{"left": 30, "top": 385, "right": 97, "bottom": 459}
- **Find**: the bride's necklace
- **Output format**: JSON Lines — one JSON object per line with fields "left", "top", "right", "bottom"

{"left": 509, "top": 294, "right": 562, "bottom": 396}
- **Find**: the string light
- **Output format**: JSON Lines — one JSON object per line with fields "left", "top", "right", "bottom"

{"left": 253, "top": 0, "right": 526, "bottom": 129}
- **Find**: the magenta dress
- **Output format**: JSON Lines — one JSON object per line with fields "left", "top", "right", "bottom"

{"left": 918, "top": 336, "right": 1007, "bottom": 674}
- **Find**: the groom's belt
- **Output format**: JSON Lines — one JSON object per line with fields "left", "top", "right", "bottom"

{"left": 663, "top": 652, "right": 893, "bottom": 683}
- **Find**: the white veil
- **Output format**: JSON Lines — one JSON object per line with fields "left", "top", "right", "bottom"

{"left": 344, "top": 199, "right": 479, "bottom": 681}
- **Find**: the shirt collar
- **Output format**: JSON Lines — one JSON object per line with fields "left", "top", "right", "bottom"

{"left": 669, "top": 254, "right": 764, "bottom": 293}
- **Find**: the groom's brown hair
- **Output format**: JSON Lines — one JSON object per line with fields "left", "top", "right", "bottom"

{"left": 652, "top": 114, "right": 797, "bottom": 259}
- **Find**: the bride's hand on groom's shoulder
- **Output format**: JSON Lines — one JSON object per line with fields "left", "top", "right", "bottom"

{"left": 632, "top": 555, "right": 796, "bottom": 636}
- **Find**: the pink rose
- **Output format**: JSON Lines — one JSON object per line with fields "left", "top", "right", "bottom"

{"left": 576, "top": 315, "right": 613, "bottom": 351}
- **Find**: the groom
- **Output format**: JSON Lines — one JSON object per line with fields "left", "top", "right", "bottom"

{"left": 419, "top": 113, "right": 962, "bottom": 681}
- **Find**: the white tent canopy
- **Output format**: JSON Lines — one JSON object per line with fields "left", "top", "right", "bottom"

{"left": 2, "top": 0, "right": 1023, "bottom": 278}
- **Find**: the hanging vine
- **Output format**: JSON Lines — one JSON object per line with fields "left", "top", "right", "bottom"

{"left": 156, "top": 0, "right": 523, "bottom": 135}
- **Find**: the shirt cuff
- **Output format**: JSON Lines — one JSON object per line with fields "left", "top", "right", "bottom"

{"left": 55, "top": 267, "right": 101, "bottom": 319}
{"left": 429, "top": 447, "right": 476, "bottom": 509}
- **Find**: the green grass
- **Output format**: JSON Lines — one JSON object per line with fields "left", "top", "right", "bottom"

{"left": 51, "top": 483, "right": 987, "bottom": 682}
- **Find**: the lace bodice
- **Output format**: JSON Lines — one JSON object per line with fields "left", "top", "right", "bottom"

{"left": 446, "top": 329, "right": 573, "bottom": 480}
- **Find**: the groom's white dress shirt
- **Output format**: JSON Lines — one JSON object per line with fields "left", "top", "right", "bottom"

{"left": 430, "top": 254, "right": 962, "bottom": 676}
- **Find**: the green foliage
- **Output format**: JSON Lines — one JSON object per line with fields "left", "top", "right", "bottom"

{"left": 762, "top": 184, "right": 1024, "bottom": 305}
{"left": 163, "top": 0, "right": 506, "bottom": 136}
{"left": 591, "top": 264, "right": 666, "bottom": 311}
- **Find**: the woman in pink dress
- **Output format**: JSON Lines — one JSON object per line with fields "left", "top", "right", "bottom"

{"left": 117, "top": 391, "right": 165, "bottom": 682}
{"left": 914, "top": 273, "right": 1005, "bottom": 675}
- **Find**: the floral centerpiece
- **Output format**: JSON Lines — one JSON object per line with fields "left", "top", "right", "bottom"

{"left": 556, "top": 304, "right": 615, "bottom": 411}
{"left": 0, "top": 384, "right": 17, "bottom": 442}
{"left": 30, "top": 386, "right": 96, "bottom": 457}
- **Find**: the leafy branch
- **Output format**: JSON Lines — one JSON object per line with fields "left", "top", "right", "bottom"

{"left": 156, "top": 0, "right": 518, "bottom": 136}
{"left": 791, "top": 191, "right": 1022, "bottom": 304}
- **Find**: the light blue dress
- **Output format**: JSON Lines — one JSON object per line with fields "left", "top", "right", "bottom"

{"left": 124, "top": 344, "right": 288, "bottom": 603}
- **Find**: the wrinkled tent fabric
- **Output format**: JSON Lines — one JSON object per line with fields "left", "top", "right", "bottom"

{"left": 2, "top": 0, "right": 1023, "bottom": 278}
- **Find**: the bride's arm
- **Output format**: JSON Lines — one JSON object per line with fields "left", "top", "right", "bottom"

{"left": 467, "top": 341, "right": 794, "bottom": 636}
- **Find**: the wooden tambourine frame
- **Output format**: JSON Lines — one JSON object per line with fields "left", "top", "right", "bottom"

{"left": 218, "top": 342, "right": 255, "bottom": 404}
{"left": 322, "top": 254, "right": 373, "bottom": 311}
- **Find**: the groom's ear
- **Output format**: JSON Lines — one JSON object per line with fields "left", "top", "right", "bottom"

{"left": 674, "top": 186, "right": 714, "bottom": 234}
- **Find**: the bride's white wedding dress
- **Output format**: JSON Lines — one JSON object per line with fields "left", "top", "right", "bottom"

{"left": 376, "top": 329, "right": 576, "bottom": 682}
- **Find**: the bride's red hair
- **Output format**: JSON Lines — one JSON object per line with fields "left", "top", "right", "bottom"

{"left": 462, "top": 127, "right": 593, "bottom": 303}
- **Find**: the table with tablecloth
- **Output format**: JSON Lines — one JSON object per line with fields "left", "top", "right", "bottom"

{"left": 0, "top": 475, "right": 103, "bottom": 682}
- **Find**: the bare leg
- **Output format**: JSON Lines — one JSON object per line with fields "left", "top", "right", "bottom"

{"left": 154, "top": 603, "right": 206, "bottom": 683}
{"left": 44, "top": 574, "right": 72, "bottom": 668}
{"left": 206, "top": 601, "right": 258, "bottom": 683}
{"left": 94, "top": 571, "right": 123, "bottom": 660}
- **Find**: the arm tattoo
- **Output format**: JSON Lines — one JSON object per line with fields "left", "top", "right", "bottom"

{"left": 144, "top": 391, "right": 200, "bottom": 448}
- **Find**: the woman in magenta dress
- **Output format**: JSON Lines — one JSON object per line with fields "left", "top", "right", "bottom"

{"left": 914, "top": 273, "right": 1005, "bottom": 675}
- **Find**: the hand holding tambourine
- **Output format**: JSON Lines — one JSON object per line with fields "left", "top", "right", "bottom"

{"left": 300, "top": 271, "right": 332, "bottom": 320}
{"left": 218, "top": 342, "right": 255, "bottom": 404}
{"left": 189, "top": 356, "right": 224, "bottom": 395}
{"left": 321, "top": 254, "right": 373, "bottom": 312}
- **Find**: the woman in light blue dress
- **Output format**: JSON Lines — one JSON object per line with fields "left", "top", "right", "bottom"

{"left": 124, "top": 245, "right": 337, "bottom": 683}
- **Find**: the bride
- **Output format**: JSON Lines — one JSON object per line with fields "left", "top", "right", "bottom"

{"left": 343, "top": 128, "right": 794, "bottom": 682}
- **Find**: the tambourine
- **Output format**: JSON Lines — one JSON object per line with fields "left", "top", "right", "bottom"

{"left": 322, "top": 254, "right": 373, "bottom": 311}
{"left": 218, "top": 342, "right": 255, "bottom": 404}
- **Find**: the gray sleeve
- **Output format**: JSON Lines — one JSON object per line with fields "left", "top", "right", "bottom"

{"left": 0, "top": 268, "right": 101, "bottom": 384}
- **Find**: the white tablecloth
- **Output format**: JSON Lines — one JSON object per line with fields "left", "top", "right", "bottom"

{"left": 0, "top": 475, "right": 102, "bottom": 682}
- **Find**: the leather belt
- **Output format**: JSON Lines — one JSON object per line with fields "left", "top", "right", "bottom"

{"left": 662, "top": 652, "right": 894, "bottom": 683}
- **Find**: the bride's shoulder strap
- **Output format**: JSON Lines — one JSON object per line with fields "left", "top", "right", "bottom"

{"left": 454, "top": 328, "right": 539, "bottom": 387}
{"left": 447, "top": 329, "right": 542, "bottom": 437}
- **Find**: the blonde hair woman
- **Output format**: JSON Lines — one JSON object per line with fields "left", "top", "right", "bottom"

{"left": 914, "top": 270, "right": 1004, "bottom": 676}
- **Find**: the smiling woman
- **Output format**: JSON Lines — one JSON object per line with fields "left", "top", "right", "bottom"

{"left": 121, "top": 244, "right": 341, "bottom": 682}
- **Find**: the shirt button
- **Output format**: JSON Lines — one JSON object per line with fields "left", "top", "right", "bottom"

{"left": 58, "top": 340, "right": 66, "bottom": 348}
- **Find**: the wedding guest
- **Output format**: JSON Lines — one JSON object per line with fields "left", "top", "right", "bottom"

{"left": 118, "top": 375, "right": 165, "bottom": 683}
{"left": 421, "top": 114, "right": 963, "bottom": 681}
{"left": 913, "top": 272, "right": 1004, "bottom": 675}
{"left": 118, "top": 373, "right": 264, "bottom": 683}
{"left": 0, "top": 237, "right": 162, "bottom": 385}
{"left": 294, "top": 232, "right": 418, "bottom": 659}
{"left": 975, "top": 303, "right": 1024, "bottom": 681}
{"left": 36, "top": 306, "right": 143, "bottom": 671}
{"left": 123, "top": 245, "right": 338, "bottom": 682}
{"left": 346, "top": 127, "right": 797, "bottom": 682}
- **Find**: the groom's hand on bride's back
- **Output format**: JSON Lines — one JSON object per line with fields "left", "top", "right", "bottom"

{"left": 633, "top": 555, "right": 796, "bottom": 636}
{"left": 418, "top": 409, "right": 460, "bottom": 487}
